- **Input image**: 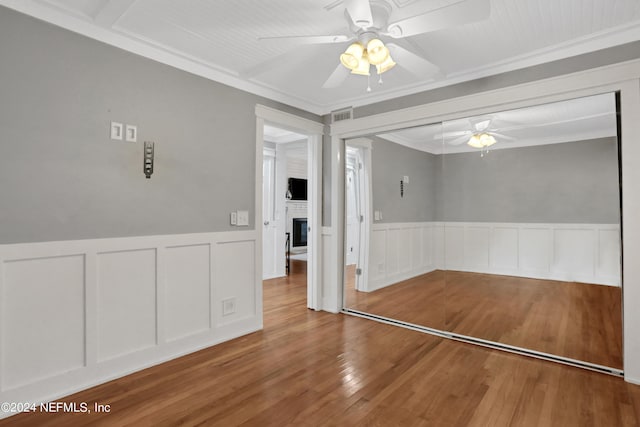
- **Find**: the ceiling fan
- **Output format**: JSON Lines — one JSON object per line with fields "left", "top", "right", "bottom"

{"left": 258, "top": 0, "right": 491, "bottom": 89}
{"left": 440, "top": 116, "right": 517, "bottom": 153}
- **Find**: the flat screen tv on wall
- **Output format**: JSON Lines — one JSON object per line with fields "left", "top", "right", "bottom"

{"left": 288, "top": 178, "right": 307, "bottom": 201}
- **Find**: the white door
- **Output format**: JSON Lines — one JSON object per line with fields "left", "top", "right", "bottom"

{"left": 345, "top": 142, "right": 371, "bottom": 293}
{"left": 263, "top": 149, "right": 278, "bottom": 279}
{"left": 346, "top": 159, "right": 361, "bottom": 266}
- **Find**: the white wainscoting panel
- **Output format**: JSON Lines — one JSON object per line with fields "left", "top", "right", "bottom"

{"left": 2, "top": 255, "right": 85, "bottom": 391}
{"left": 0, "top": 230, "right": 259, "bottom": 419}
{"left": 598, "top": 229, "right": 622, "bottom": 282}
{"left": 321, "top": 227, "right": 340, "bottom": 313}
{"left": 369, "top": 228, "right": 387, "bottom": 283}
{"left": 490, "top": 227, "right": 519, "bottom": 271}
{"left": 368, "top": 223, "right": 440, "bottom": 291}
{"left": 552, "top": 229, "right": 596, "bottom": 282}
{"left": 444, "top": 226, "right": 465, "bottom": 270}
{"left": 385, "top": 226, "right": 400, "bottom": 277}
{"left": 464, "top": 227, "right": 490, "bottom": 269}
{"left": 518, "top": 227, "right": 552, "bottom": 276}
{"left": 165, "top": 244, "right": 211, "bottom": 342}
{"left": 447, "top": 222, "right": 619, "bottom": 286}
{"left": 214, "top": 240, "right": 257, "bottom": 326}
{"left": 367, "top": 222, "right": 621, "bottom": 293}
{"left": 97, "top": 249, "right": 157, "bottom": 363}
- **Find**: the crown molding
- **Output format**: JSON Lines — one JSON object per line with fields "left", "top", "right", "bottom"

{"left": 2, "top": 0, "right": 640, "bottom": 116}
{"left": 0, "top": 0, "right": 329, "bottom": 115}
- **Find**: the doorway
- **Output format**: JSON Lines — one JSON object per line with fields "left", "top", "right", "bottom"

{"left": 256, "top": 105, "right": 323, "bottom": 311}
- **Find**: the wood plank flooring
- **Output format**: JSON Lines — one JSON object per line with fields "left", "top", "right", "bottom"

{"left": 3, "top": 260, "right": 638, "bottom": 426}
{"left": 345, "top": 269, "right": 623, "bottom": 369}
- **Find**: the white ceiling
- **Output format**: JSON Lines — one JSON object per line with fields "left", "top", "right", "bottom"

{"left": 376, "top": 92, "right": 618, "bottom": 153}
{"left": 2, "top": 0, "right": 640, "bottom": 115}
{"left": 263, "top": 124, "right": 307, "bottom": 144}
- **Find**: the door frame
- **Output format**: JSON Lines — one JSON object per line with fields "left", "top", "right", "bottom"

{"left": 255, "top": 105, "right": 324, "bottom": 310}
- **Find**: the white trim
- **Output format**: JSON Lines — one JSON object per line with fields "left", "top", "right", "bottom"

{"left": 619, "top": 78, "right": 640, "bottom": 386}
{"left": 255, "top": 105, "right": 324, "bottom": 134}
{"left": 321, "top": 227, "right": 336, "bottom": 312}
{"left": 329, "top": 60, "right": 640, "bottom": 383}
{"left": 331, "top": 59, "right": 640, "bottom": 138}
{"left": 307, "top": 134, "right": 323, "bottom": 310}
{"left": 328, "top": 134, "right": 346, "bottom": 313}
{"left": 0, "top": 230, "right": 260, "bottom": 420}
{"left": 255, "top": 117, "right": 265, "bottom": 323}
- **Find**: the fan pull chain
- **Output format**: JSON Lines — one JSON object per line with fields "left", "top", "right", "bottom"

{"left": 366, "top": 75, "right": 372, "bottom": 92}
{"left": 378, "top": 74, "right": 383, "bottom": 85}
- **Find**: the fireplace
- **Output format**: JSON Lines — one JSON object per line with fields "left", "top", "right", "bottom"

{"left": 292, "top": 218, "right": 307, "bottom": 247}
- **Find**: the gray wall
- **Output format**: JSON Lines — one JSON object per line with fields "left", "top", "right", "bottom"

{"left": 438, "top": 138, "right": 620, "bottom": 223}
{"left": 371, "top": 137, "right": 620, "bottom": 224}
{"left": 0, "top": 6, "right": 320, "bottom": 244}
{"left": 370, "top": 137, "right": 439, "bottom": 223}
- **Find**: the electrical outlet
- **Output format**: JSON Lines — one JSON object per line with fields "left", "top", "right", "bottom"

{"left": 236, "top": 210, "right": 249, "bottom": 226}
{"left": 230, "top": 211, "right": 237, "bottom": 225}
{"left": 222, "top": 297, "right": 236, "bottom": 316}
{"left": 403, "top": 175, "right": 409, "bottom": 183}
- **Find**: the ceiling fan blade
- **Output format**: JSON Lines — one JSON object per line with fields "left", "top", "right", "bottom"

{"left": 322, "top": 64, "right": 350, "bottom": 88}
{"left": 435, "top": 130, "right": 470, "bottom": 139}
{"left": 491, "top": 133, "right": 516, "bottom": 141}
{"left": 448, "top": 135, "right": 470, "bottom": 146}
{"left": 386, "top": 0, "right": 491, "bottom": 38}
{"left": 386, "top": 43, "right": 440, "bottom": 77}
{"left": 344, "top": 0, "right": 373, "bottom": 28}
{"left": 258, "top": 34, "right": 352, "bottom": 44}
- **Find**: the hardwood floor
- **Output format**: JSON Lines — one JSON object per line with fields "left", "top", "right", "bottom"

{"left": 3, "top": 260, "right": 638, "bottom": 426}
{"left": 345, "top": 269, "right": 623, "bottom": 369}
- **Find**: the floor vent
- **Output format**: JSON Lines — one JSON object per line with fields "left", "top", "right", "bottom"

{"left": 331, "top": 107, "right": 353, "bottom": 123}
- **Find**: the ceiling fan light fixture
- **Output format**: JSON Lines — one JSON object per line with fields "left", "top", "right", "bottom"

{"left": 366, "top": 38, "right": 389, "bottom": 65}
{"left": 340, "top": 42, "right": 364, "bottom": 70}
{"left": 481, "top": 133, "right": 496, "bottom": 146}
{"left": 467, "top": 133, "right": 497, "bottom": 148}
{"left": 351, "top": 52, "right": 371, "bottom": 75}
{"left": 376, "top": 54, "right": 396, "bottom": 74}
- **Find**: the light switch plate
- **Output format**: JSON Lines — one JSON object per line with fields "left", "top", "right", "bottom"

{"left": 125, "top": 125, "right": 137, "bottom": 142}
{"left": 236, "top": 210, "right": 249, "bottom": 226}
{"left": 230, "top": 211, "right": 237, "bottom": 225}
{"left": 110, "top": 122, "right": 123, "bottom": 140}
{"left": 403, "top": 175, "right": 409, "bottom": 183}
